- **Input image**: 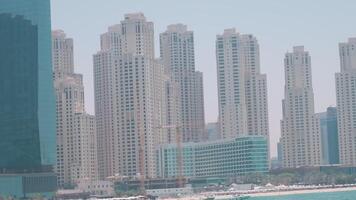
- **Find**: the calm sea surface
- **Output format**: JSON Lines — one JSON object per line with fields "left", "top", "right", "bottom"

{"left": 250, "top": 190, "right": 356, "bottom": 200}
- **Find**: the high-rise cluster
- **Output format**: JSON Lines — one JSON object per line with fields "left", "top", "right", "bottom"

{"left": 93, "top": 13, "right": 207, "bottom": 180}
{"left": 4, "top": 3, "right": 355, "bottom": 195}
{"left": 153, "top": 28, "right": 271, "bottom": 179}
{"left": 48, "top": 10, "right": 356, "bottom": 189}
{"left": 280, "top": 39, "right": 356, "bottom": 169}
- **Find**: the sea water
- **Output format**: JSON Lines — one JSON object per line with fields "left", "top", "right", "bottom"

{"left": 250, "top": 190, "right": 356, "bottom": 200}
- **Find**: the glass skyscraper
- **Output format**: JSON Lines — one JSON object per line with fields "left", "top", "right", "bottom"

{"left": 319, "top": 107, "right": 339, "bottom": 165}
{"left": 0, "top": 0, "right": 57, "bottom": 197}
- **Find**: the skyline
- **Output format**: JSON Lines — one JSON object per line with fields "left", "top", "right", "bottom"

{"left": 51, "top": 0, "right": 356, "bottom": 156}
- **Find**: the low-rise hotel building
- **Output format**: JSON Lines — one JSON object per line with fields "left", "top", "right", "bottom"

{"left": 157, "top": 136, "right": 268, "bottom": 178}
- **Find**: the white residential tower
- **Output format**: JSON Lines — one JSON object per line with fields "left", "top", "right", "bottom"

{"left": 280, "top": 46, "right": 321, "bottom": 168}
{"left": 216, "top": 29, "right": 269, "bottom": 139}
{"left": 336, "top": 38, "right": 356, "bottom": 166}
{"left": 160, "top": 24, "right": 206, "bottom": 142}
{"left": 52, "top": 30, "right": 98, "bottom": 186}
{"left": 94, "top": 13, "right": 163, "bottom": 180}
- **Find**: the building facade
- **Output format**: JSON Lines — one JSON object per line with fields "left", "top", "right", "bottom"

{"left": 94, "top": 13, "right": 161, "bottom": 180}
{"left": 277, "top": 141, "right": 283, "bottom": 163}
{"left": 52, "top": 30, "right": 74, "bottom": 79}
{"left": 162, "top": 74, "right": 181, "bottom": 144}
{"left": 281, "top": 46, "right": 321, "bottom": 168}
{"left": 77, "top": 180, "right": 115, "bottom": 196}
{"left": 205, "top": 122, "right": 220, "bottom": 141}
{"left": 157, "top": 137, "right": 268, "bottom": 178}
{"left": 160, "top": 24, "right": 206, "bottom": 142}
{"left": 216, "top": 29, "right": 269, "bottom": 139}
{"left": 73, "top": 114, "right": 98, "bottom": 183}
{"left": 52, "top": 30, "right": 98, "bottom": 186}
{"left": 317, "top": 107, "right": 339, "bottom": 165}
{"left": 0, "top": 0, "right": 57, "bottom": 196}
{"left": 336, "top": 38, "right": 356, "bottom": 166}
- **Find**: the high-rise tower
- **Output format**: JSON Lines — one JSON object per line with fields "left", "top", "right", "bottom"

{"left": 94, "top": 13, "right": 159, "bottom": 180}
{"left": 281, "top": 46, "right": 321, "bottom": 168}
{"left": 160, "top": 24, "right": 206, "bottom": 142}
{"left": 52, "top": 30, "right": 98, "bottom": 187}
{"left": 216, "top": 29, "right": 269, "bottom": 139}
{"left": 336, "top": 38, "right": 356, "bottom": 165}
{"left": 0, "top": 0, "right": 57, "bottom": 196}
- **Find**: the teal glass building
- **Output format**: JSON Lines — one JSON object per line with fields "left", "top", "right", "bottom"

{"left": 157, "top": 136, "right": 269, "bottom": 179}
{"left": 319, "top": 107, "right": 339, "bottom": 165}
{"left": 0, "top": 0, "right": 57, "bottom": 197}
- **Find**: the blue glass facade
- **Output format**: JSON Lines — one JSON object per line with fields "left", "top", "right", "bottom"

{"left": 0, "top": 173, "right": 57, "bottom": 198}
{"left": 319, "top": 107, "right": 339, "bottom": 165}
{"left": 0, "top": 0, "right": 56, "bottom": 172}
{"left": 157, "top": 136, "right": 269, "bottom": 178}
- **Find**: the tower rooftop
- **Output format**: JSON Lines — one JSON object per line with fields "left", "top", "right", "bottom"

{"left": 124, "top": 12, "right": 146, "bottom": 20}
{"left": 167, "top": 24, "right": 188, "bottom": 33}
{"left": 348, "top": 37, "right": 356, "bottom": 43}
{"left": 293, "top": 46, "right": 305, "bottom": 52}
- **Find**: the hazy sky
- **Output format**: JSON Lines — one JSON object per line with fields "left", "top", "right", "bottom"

{"left": 51, "top": 0, "right": 356, "bottom": 156}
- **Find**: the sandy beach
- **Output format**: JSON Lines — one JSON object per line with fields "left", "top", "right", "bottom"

{"left": 159, "top": 185, "right": 356, "bottom": 199}
{"left": 249, "top": 186, "right": 356, "bottom": 197}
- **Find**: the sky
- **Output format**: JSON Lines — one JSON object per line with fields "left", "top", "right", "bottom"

{"left": 51, "top": 0, "right": 356, "bottom": 156}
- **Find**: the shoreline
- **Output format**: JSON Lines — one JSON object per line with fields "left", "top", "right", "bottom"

{"left": 161, "top": 185, "right": 356, "bottom": 199}
{"left": 249, "top": 186, "right": 356, "bottom": 197}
